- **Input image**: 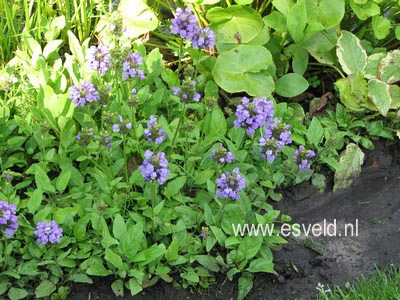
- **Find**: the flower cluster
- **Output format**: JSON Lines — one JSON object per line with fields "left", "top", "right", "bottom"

{"left": 234, "top": 97, "right": 274, "bottom": 135}
{"left": 172, "top": 79, "right": 201, "bottom": 103}
{"left": 210, "top": 143, "right": 235, "bottom": 164}
{"left": 0, "top": 73, "right": 18, "bottom": 92}
{"left": 144, "top": 115, "right": 168, "bottom": 144}
{"left": 34, "top": 220, "right": 63, "bottom": 245}
{"left": 69, "top": 81, "right": 100, "bottom": 107}
{"left": 0, "top": 201, "right": 18, "bottom": 237}
{"left": 99, "top": 132, "right": 112, "bottom": 148}
{"left": 170, "top": 7, "right": 215, "bottom": 49}
{"left": 76, "top": 127, "right": 95, "bottom": 146}
{"left": 216, "top": 168, "right": 246, "bottom": 200}
{"left": 259, "top": 118, "right": 292, "bottom": 163}
{"left": 294, "top": 145, "right": 316, "bottom": 170}
{"left": 139, "top": 150, "right": 170, "bottom": 184}
{"left": 86, "top": 44, "right": 112, "bottom": 76}
{"left": 112, "top": 114, "right": 132, "bottom": 134}
{"left": 122, "top": 52, "right": 145, "bottom": 80}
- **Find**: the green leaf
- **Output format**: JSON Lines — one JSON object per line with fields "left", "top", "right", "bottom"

{"left": 212, "top": 45, "right": 274, "bottom": 97}
{"left": 195, "top": 255, "right": 220, "bottom": 272}
{"left": 349, "top": 0, "right": 380, "bottom": 20}
{"left": 55, "top": 170, "right": 71, "bottom": 192}
{"left": 372, "top": 16, "right": 391, "bottom": 40}
{"left": 35, "top": 281, "right": 56, "bottom": 298}
{"left": 333, "top": 143, "right": 364, "bottom": 192}
{"left": 193, "top": 169, "right": 215, "bottom": 185}
{"left": 238, "top": 236, "right": 263, "bottom": 259}
{"left": 203, "top": 108, "right": 227, "bottom": 138}
{"left": 275, "top": 73, "right": 309, "bottom": 97}
{"left": 287, "top": 0, "right": 306, "bottom": 43}
{"left": 86, "top": 263, "right": 112, "bottom": 276}
{"left": 263, "top": 11, "right": 287, "bottom": 32}
{"left": 105, "top": 248, "right": 124, "bottom": 270}
{"left": 306, "top": 118, "right": 324, "bottom": 146}
{"left": 128, "top": 278, "right": 143, "bottom": 296}
{"left": 145, "top": 48, "right": 163, "bottom": 76}
{"left": 165, "top": 237, "right": 180, "bottom": 261}
{"left": 8, "top": 288, "right": 28, "bottom": 300}
{"left": 207, "top": 6, "right": 264, "bottom": 44}
{"left": 235, "top": 0, "right": 253, "bottom": 4}
{"left": 113, "top": 214, "right": 127, "bottom": 240}
{"left": 272, "top": 0, "right": 294, "bottom": 16}
{"left": 305, "top": 0, "right": 345, "bottom": 29}
{"left": 68, "top": 273, "right": 93, "bottom": 284}
{"left": 164, "top": 176, "right": 187, "bottom": 197}
{"left": 111, "top": 280, "right": 124, "bottom": 297}
{"left": 133, "top": 244, "right": 166, "bottom": 266}
{"left": 246, "top": 258, "right": 275, "bottom": 273}
{"left": 336, "top": 31, "right": 367, "bottom": 75}
{"left": 368, "top": 79, "right": 392, "bottom": 116}
{"left": 238, "top": 272, "right": 253, "bottom": 300}
{"left": 67, "top": 30, "right": 84, "bottom": 65}
{"left": 53, "top": 207, "right": 77, "bottom": 224}
{"left": 27, "top": 189, "right": 43, "bottom": 214}
{"left": 34, "top": 165, "right": 55, "bottom": 193}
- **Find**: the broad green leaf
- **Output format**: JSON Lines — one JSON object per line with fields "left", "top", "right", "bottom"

{"left": 67, "top": 30, "right": 84, "bottom": 65}
{"left": 238, "top": 236, "right": 263, "bottom": 259}
{"left": 34, "top": 165, "right": 55, "bottom": 193}
{"left": 246, "top": 258, "right": 275, "bottom": 273}
{"left": 193, "top": 169, "right": 215, "bottom": 185}
{"left": 55, "top": 170, "right": 71, "bottom": 192}
{"left": 35, "top": 281, "right": 56, "bottom": 298}
{"left": 234, "top": 0, "right": 253, "bottom": 4}
{"left": 118, "top": 0, "right": 158, "bottom": 38}
{"left": 372, "top": 16, "right": 391, "bottom": 40}
{"left": 164, "top": 176, "right": 187, "bottom": 197}
{"left": 203, "top": 108, "right": 227, "bottom": 138}
{"left": 378, "top": 50, "right": 400, "bottom": 84}
{"left": 364, "top": 52, "right": 386, "bottom": 79}
{"left": 105, "top": 249, "right": 124, "bottom": 270}
{"left": 113, "top": 214, "right": 127, "bottom": 240}
{"left": 27, "top": 189, "right": 43, "bottom": 214}
{"left": 207, "top": 6, "right": 264, "bottom": 44}
{"left": 287, "top": 0, "right": 306, "bottom": 43}
{"left": 368, "top": 79, "right": 392, "bottom": 116}
{"left": 111, "top": 280, "right": 124, "bottom": 297}
{"left": 8, "top": 288, "right": 28, "bottom": 300}
{"left": 305, "top": 0, "right": 345, "bottom": 29}
{"left": 128, "top": 278, "right": 143, "bottom": 296}
{"left": 275, "top": 73, "right": 309, "bottom": 97}
{"left": 349, "top": 0, "right": 380, "bottom": 20}
{"left": 306, "top": 117, "right": 324, "bottom": 146}
{"left": 68, "top": 273, "right": 93, "bottom": 283}
{"left": 337, "top": 31, "right": 367, "bottom": 75}
{"left": 390, "top": 85, "right": 400, "bottom": 109}
{"left": 86, "top": 263, "right": 112, "bottom": 276}
{"left": 263, "top": 11, "right": 287, "bottom": 32}
{"left": 333, "top": 143, "right": 364, "bottom": 192}
{"left": 145, "top": 48, "right": 164, "bottom": 76}
{"left": 212, "top": 45, "right": 274, "bottom": 96}
{"left": 134, "top": 244, "right": 167, "bottom": 266}
{"left": 238, "top": 272, "right": 253, "bottom": 300}
{"left": 53, "top": 207, "right": 77, "bottom": 224}
{"left": 195, "top": 255, "right": 220, "bottom": 272}
{"left": 301, "top": 28, "right": 338, "bottom": 53}
{"left": 272, "top": 0, "right": 295, "bottom": 16}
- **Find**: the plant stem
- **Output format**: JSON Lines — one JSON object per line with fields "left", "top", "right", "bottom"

{"left": 215, "top": 199, "right": 226, "bottom": 226}
{"left": 2, "top": 238, "right": 8, "bottom": 271}
{"left": 151, "top": 182, "right": 158, "bottom": 239}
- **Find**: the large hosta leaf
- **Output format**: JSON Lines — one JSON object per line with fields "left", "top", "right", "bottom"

{"left": 336, "top": 31, "right": 367, "bottom": 75}
{"left": 212, "top": 45, "right": 274, "bottom": 96}
{"left": 305, "top": 0, "right": 345, "bottom": 29}
{"left": 333, "top": 143, "right": 364, "bottom": 192}
{"left": 368, "top": 79, "right": 392, "bottom": 116}
{"left": 207, "top": 6, "right": 264, "bottom": 44}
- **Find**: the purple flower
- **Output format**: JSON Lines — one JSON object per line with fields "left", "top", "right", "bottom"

{"left": 122, "top": 52, "right": 145, "bottom": 80}
{"left": 69, "top": 81, "right": 100, "bottom": 107}
{"left": 144, "top": 115, "right": 168, "bottom": 144}
{"left": 191, "top": 27, "right": 216, "bottom": 49}
{"left": 112, "top": 124, "right": 120, "bottom": 133}
{"left": 293, "top": 145, "right": 316, "bottom": 170}
{"left": 259, "top": 118, "right": 292, "bottom": 163}
{"left": 131, "top": 88, "right": 137, "bottom": 95}
{"left": 216, "top": 168, "right": 246, "bottom": 200}
{"left": 34, "top": 220, "right": 63, "bottom": 245}
{"left": 172, "top": 79, "right": 201, "bottom": 103}
{"left": 234, "top": 97, "right": 274, "bottom": 135}
{"left": 126, "top": 123, "right": 132, "bottom": 130}
{"left": 0, "top": 201, "right": 18, "bottom": 237}
{"left": 210, "top": 143, "right": 235, "bottom": 164}
{"left": 86, "top": 45, "right": 112, "bottom": 76}
{"left": 170, "top": 7, "right": 200, "bottom": 41}
{"left": 139, "top": 150, "right": 170, "bottom": 185}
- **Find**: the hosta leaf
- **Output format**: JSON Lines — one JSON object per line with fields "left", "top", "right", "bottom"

{"left": 212, "top": 45, "right": 274, "bottom": 96}
{"left": 305, "top": 0, "right": 345, "bottom": 29}
{"left": 336, "top": 31, "right": 367, "bottom": 75}
{"left": 333, "top": 143, "right": 364, "bottom": 192}
{"left": 207, "top": 6, "right": 264, "bottom": 44}
{"left": 368, "top": 79, "right": 392, "bottom": 116}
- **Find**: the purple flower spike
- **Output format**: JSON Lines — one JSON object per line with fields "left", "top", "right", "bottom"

{"left": 139, "top": 150, "right": 170, "bottom": 185}
{"left": 69, "top": 81, "right": 100, "bottom": 107}
{"left": 216, "top": 168, "right": 246, "bottom": 200}
{"left": 293, "top": 146, "right": 316, "bottom": 170}
{"left": 34, "top": 220, "right": 63, "bottom": 245}
{"left": 0, "top": 201, "right": 18, "bottom": 237}
{"left": 86, "top": 44, "right": 112, "bottom": 76}
{"left": 144, "top": 115, "right": 168, "bottom": 144}
{"left": 210, "top": 143, "right": 235, "bottom": 164}
{"left": 122, "top": 52, "right": 145, "bottom": 80}
{"left": 170, "top": 7, "right": 200, "bottom": 41}
{"left": 234, "top": 97, "right": 274, "bottom": 135}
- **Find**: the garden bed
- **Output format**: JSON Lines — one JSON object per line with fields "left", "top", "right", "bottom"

{"left": 69, "top": 139, "right": 400, "bottom": 299}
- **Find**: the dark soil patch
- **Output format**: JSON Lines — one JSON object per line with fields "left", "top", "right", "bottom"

{"left": 69, "top": 140, "right": 400, "bottom": 300}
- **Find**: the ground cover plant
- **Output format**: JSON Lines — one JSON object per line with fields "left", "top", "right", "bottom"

{"left": 0, "top": 0, "right": 400, "bottom": 299}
